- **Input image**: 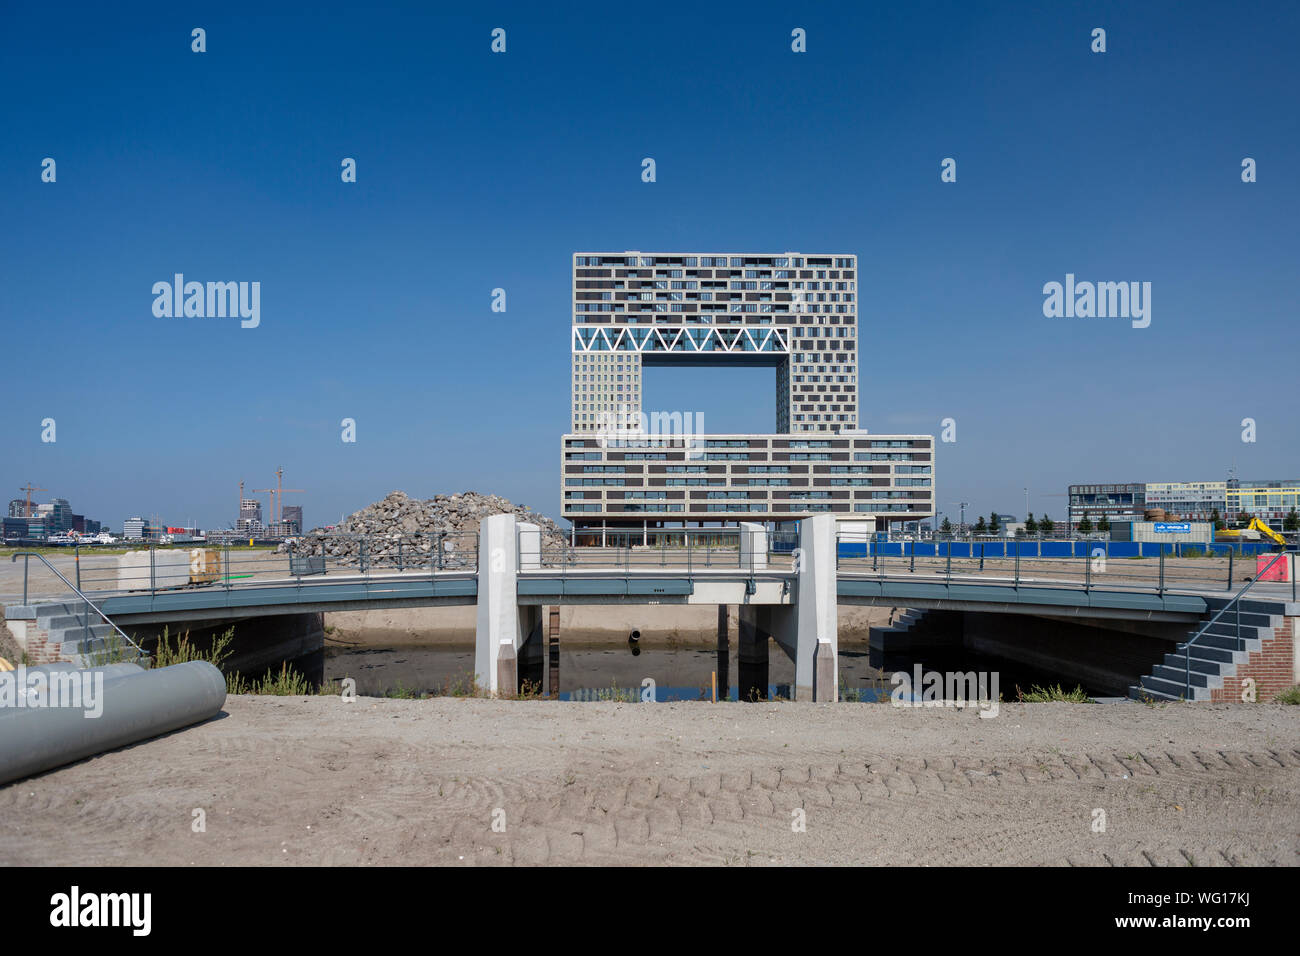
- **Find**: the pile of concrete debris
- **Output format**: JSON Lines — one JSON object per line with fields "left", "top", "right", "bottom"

{"left": 279, "top": 490, "right": 568, "bottom": 570}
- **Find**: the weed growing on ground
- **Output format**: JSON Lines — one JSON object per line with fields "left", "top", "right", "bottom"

{"left": 1274, "top": 685, "right": 1300, "bottom": 705}
{"left": 1016, "top": 683, "right": 1091, "bottom": 703}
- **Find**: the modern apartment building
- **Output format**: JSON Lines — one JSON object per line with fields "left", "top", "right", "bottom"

{"left": 1067, "top": 483, "right": 1147, "bottom": 525}
{"left": 570, "top": 252, "right": 860, "bottom": 434}
{"left": 1069, "top": 478, "right": 1299, "bottom": 526}
{"left": 1226, "top": 479, "right": 1300, "bottom": 522}
{"left": 1143, "top": 481, "right": 1227, "bottom": 521}
{"left": 562, "top": 251, "right": 935, "bottom": 543}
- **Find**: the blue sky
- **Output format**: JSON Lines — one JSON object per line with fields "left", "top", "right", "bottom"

{"left": 3, "top": 0, "right": 1296, "bottom": 530}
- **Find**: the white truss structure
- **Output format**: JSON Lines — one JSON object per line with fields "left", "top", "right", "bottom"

{"left": 572, "top": 325, "right": 791, "bottom": 354}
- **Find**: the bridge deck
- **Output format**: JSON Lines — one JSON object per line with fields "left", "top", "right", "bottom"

{"left": 1, "top": 565, "right": 1262, "bottom": 625}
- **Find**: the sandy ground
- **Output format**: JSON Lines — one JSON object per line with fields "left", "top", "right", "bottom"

{"left": 1, "top": 697, "right": 1296, "bottom": 866}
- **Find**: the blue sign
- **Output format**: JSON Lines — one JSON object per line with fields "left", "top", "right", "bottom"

{"left": 1153, "top": 522, "right": 1191, "bottom": 533}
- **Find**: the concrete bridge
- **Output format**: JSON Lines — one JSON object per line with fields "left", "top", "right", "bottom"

{"left": 6, "top": 514, "right": 1298, "bottom": 702}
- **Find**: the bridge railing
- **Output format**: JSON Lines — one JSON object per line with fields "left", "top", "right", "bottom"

{"left": 833, "top": 535, "right": 1290, "bottom": 597}
{"left": 63, "top": 532, "right": 483, "bottom": 598}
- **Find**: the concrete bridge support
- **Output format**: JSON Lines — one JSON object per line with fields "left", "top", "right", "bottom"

{"left": 737, "top": 514, "right": 838, "bottom": 701}
{"left": 476, "top": 514, "right": 541, "bottom": 695}
{"left": 792, "top": 513, "right": 838, "bottom": 701}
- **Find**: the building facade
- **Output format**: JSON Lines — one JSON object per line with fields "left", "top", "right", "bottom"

{"left": 1067, "top": 483, "right": 1147, "bottom": 525}
{"left": 237, "top": 498, "right": 264, "bottom": 535}
{"left": 563, "top": 251, "right": 935, "bottom": 542}
{"left": 122, "top": 517, "right": 156, "bottom": 541}
{"left": 1226, "top": 479, "right": 1300, "bottom": 523}
{"left": 1143, "top": 481, "right": 1227, "bottom": 521}
{"left": 281, "top": 505, "right": 303, "bottom": 536}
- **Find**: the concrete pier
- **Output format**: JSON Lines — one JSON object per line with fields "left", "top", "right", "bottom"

{"left": 475, "top": 513, "right": 540, "bottom": 695}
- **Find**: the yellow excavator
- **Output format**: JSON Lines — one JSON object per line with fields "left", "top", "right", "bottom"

{"left": 1216, "top": 517, "right": 1286, "bottom": 547}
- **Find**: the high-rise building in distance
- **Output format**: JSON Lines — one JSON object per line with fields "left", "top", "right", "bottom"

{"left": 562, "top": 251, "right": 935, "bottom": 544}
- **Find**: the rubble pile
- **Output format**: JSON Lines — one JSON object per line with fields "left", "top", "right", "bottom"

{"left": 280, "top": 490, "right": 568, "bottom": 569}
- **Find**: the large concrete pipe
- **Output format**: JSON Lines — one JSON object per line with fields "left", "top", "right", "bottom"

{"left": 0, "top": 664, "right": 149, "bottom": 720}
{"left": 4, "top": 663, "right": 147, "bottom": 689}
{"left": 0, "top": 661, "right": 226, "bottom": 786}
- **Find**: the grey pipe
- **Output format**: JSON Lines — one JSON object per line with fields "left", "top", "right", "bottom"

{"left": 0, "top": 661, "right": 226, "bottom": 786}
{"left": 10, "top": 662, "right": 146, "bottom": 682}
{"left": 0, "top": 664, "right": 148, "bottom": 720}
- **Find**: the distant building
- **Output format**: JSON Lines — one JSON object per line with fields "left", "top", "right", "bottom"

{"left": 281, "top": 505, "right": 303, "bottom": 535}
{"left": 122, "top": 517, "right": 155, "bottom": 541}
{"left": 8, "top": 499, "right": 28, "bottom": 518}
{"left": 2, "top": 517, "right": 28, "bottom": 540}
{"left": 1068, "top": 483, "right": 1146, "bottom": 525}
{"left": 237, "top": 498, "right": 264, "bottom": 535}
{"left": 1144, "top": 481, "right": 1226, "bottom": 521}
{"left": 1226, "top": 479, "right": 1300, "bottom": 523}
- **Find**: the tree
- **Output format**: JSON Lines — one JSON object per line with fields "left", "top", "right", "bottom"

{"left": 1097, "top": 515, "right": 1110, "bottom": 533}
{"left": 974, "top": 516, "right": 987, "bottom": 534}
{"left": 1236, "top": 511, "right": 1250, "bottom": 527}
{"left": 1039, "top": 513, "right": 1055, "bottom": 535}
{"left": 1210, "top": 508, "right": 1226, "bottom": 532}
{"left": 1077, "top": 513, "right": 1093, "bottom": 534}
{"left": 1284, "top": 508, "right": 1300, "bottom": 533}
{"left": 1014, "top": 526, "right": 1025, "bottom": 538}
{"left": 1024, "top": 512, "right": 1038, "bottom": 534}
{"left": 940, "top": 517, "right": 953, "bottom": 534}
{"left": 989, "top": 512, "right": 1000, "bottom": 534}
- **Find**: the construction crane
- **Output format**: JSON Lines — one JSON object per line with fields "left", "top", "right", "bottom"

{"left": 17, "top": 482, "right": 46, "bottom": 518}
{"left": 255, "top": 467, "right": 304, "bottom": 528}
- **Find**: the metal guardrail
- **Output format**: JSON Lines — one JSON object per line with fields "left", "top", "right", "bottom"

{"left": 12, "top": 530, "right": 1291, "bottom": 609}
{"left": 24, "top": 533, "right": 483, "bottom": 601}
{"left": 9, "top": 552, "right": 147, "bottom": 659}
{"left": 831, "top": 536, "right": 1292, "bottom": 598}
{"left": 1177, "top": 550, "right": 1292, "bottom": 700}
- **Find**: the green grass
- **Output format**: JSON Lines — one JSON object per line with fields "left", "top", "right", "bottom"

{"left": 1016, "top": 683, "right": 1092, "bottom": 703}
{"left": 1274, "top": 685, "right": 1300, "bottom": 705}
{"left": 383, "top": 680, "right": 424, "bottom": 699}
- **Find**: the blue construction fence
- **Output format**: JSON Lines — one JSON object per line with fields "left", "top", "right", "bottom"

{"left": 834, "top": 540, "right": 1276, "bottom": 559}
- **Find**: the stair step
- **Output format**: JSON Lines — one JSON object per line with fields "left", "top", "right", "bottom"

{"left": 1150, "top": 664, "right": 1216, "bottom": 687}
{"left": 1192, "top": 633, "right": 1259, "bottom": 652}
{"left": 43, "top": 614, "right": 110, "bottom": 630}
{"left": 1163, "top": 652, "right": 1230, "bottom": 673}
{"left": 1202, "top": 612, "right": 1276, "bottom": 631}
{"left": 1139, "top": 674, "right": 1209, "bottom": 701}
{"left": 32, "top": 604, "right": 88, "bottom": 621}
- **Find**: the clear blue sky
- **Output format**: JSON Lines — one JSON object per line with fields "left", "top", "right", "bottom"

{"left": 3, "top": 0, "right": 1296, "bottom": 531}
